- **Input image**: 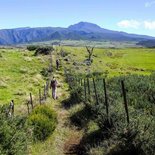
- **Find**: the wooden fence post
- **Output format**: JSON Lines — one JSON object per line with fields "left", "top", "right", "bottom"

{"left": 121, "top": 80, "right": 130, "bottom": 125}
{"left": 81, "top": 79, "right": 83, "bottom": 86}
{"left": 27, "top": 102, "right": 30, "bottom": 114}
{"left": 103, "top": 79, "right": 109, "bottom": 119}
{"left": 44, "top": 85, "right": 46, "bottom": 100}
{"left": 39, "top": 89, "right": 41, "bottom": 105}
{"left": 8, "top": 100, "right": 15, "bottom": 117}
{"left": 46, "top": 81, "right": 49, "bottom": 92}
{"left": 93, "top": 78, "right": 99, "bottom": 104}
{"left": 49, "top": 50, "right": 53, "bottom": 74}
{"left": 87, "top": 78, "right": 90, "bottom": 95}
{"left": 84, "top": 79, "right": 87, "bottom": 102}
{"left": 12, "top": 103, "right": 14, "bottom": 116}
{"left": 78, "top": 78, "right": 81, "bottom": 85}
{"left": 30, "top": 93, "right": 34, "bottom": 109}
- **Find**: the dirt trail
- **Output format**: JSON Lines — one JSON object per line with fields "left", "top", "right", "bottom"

{"left": 50, "top": 71, "right": 83, "bottom": 155}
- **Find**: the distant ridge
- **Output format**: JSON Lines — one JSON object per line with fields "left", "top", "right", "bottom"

{"left": 0, "top": 22, "right": 155, "bottom": 45}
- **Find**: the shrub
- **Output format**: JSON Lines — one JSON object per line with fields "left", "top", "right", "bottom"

{"left": 66, "top": 72, "right": 155, "bottom": 155}
{"left": 28, "top": 105, "right": 57, "bottom": 141}
{"left": 40, "top": 68, "right": 49, "bottom": 77}
{"left": 27, "top": 45, "right": 40, "bottom": 51}
{"left": 0, "top": 53, "right": 3, "bottom": 58}
{"left": 0, "top": 105, "right": 28, "bottom": 155}
{"left": 92, "top": 74, "right": 155, "bottom": 155}
{"left": 34, "top": 46, "right": 53, "bottom": 56}
{"left": 31, "top": 105, "right": 57, "bottom": 121}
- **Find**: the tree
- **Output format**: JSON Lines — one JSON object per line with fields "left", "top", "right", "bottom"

{"left": 86, "top": 46, "right": 94, "bottom": 61}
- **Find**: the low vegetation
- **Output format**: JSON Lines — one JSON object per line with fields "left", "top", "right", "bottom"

{"left": 28, "top": 105, "right": 57, "bottom": 141}
{"left": 0, "top": 105, "right": 28, "bottom": 155}
{"left": 0, "top": 45, "right": 155, "bottom": 155}
{"left": 65, "top": 71, "right": 155, "bottom": 155}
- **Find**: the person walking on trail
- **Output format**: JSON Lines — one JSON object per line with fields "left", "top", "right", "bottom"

{"left": 56, "top": 59, "right": 60, "bottom": 70}
{"left": 50, "top": 77, "right": 58, "bottom": 100}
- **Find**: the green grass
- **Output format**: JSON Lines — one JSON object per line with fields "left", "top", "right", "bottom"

{"left": 0, "top": 48, "right": 49, "bottom": 105}
{"left": 60, "top": 46, "right": 155, "bottom": 77}
{"left": 1, "top": 46, "right": 155, "bottom": 155}
{"left": 29, "top": 40, "right": 138, "bottom": 48}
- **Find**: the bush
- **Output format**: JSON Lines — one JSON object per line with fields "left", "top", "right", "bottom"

{"left": 92, "top": 73, "right": 155, "bottom": 155}
{"left": 66, "top": 72, "right": 155, "bottom": 155}
{"left": 31, "top": 105, "right": 57, "bottom": 121}
{"left": 0, "top": 53, "right": 3, "bottom": 58}
{"left": 34, "top": 46, "right": 53, "bottom": 56}
{"left": 40, "top": 68, "right": 49, "bottom": 77}
{"left": 28, "top": 105, "right": 57, "bottom": 141}
{"left": 27, "top": 45, "right": 40, "bottom": 51}
{"left": 0, "top": 106, "right": 28, "bottom": 155}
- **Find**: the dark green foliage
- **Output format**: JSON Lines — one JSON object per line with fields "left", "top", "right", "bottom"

{"left": 62, "top": 85, "right": 83, "bottom": 109}
{"left": 27, "top": 45, "right": 40, "bottom": 51}
{"left": 34, "top": 46, "right": 53, "bottom": 56}
{"left": 93, "top": 74, "right": 155, "bottom": 154}
{"left": 0, "top": 106, "right": 28, "bottom": 155}
{"left": 66, "top": 72, "right": 155, "bottom": 155}
{"left": 70, "top": 104, "right": 95, "bottom": 129}
{"left": 28, "top": 105, "right": 57, "bottom": 141}
{"left": 40, "top": 68, "right": 49, "bottom": 77}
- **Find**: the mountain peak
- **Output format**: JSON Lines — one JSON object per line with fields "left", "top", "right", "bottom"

{"left": 68, "top": 21, "right": 103, "bottom": 33}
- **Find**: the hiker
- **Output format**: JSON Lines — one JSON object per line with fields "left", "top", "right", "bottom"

{"left": 56, "top": 59, "right": 60, "bottom": 70}
{"left": 50, "top": 77, "right": 58, "bottom": 100}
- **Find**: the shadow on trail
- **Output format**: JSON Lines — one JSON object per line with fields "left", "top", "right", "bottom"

{"left": 62, "top": 90, "right": 83, "bottom": 109}
{"left": 62, "top": 98, "right": 81, "bottom": 110}
{"left": 70, "top": 104, "right": 95, "bottom": 130}
{"left": 64, "top": 129, "right": 110, "bottom": 155}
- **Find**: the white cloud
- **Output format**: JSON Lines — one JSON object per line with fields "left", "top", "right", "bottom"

{"left": 117, "top": 20, "right": 141, "bottom": 29}
{"left": 144, "top": 21, "right": 155, "bottom": 29}
{"left": 145, "top": 1, "right": 155, "bottom": 7}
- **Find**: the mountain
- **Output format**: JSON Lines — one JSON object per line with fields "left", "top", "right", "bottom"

{"left": 68, "top": 22, "right": 107, "bottom": 33}
{"left": 0, "top": 22, "right": 155, "bottom": 45}
{"left": 136, "top": 40, "right": 155, "bottom": 48}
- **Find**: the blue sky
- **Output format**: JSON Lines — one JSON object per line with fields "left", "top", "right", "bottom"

{"left": 0, "top": 0, "right": 155, "bottom": 36}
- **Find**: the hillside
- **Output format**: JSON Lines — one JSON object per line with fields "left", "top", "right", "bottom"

{"left": 137, "top": 39, "right": 155, "bottom": 48}
{"left": 0, "top": 22, "right": 155, "bottom": 45}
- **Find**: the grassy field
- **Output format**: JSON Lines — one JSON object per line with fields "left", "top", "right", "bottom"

{"left": 1, "top": 47, "right": 155, "bottom": 104}
{"left": 29, "top": 40, "right": 139, "bottom": 48}
{"left": 0, "top": 48, "right": 49, "bottom": 105}
{"left": 60, "top": 46, "right": 155, "bottom": 77}
{"left": 0, "top": 46, "right": 155, "bottom": 155}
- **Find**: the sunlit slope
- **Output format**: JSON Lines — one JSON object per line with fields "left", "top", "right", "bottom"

{"left": 0, "top": 49, "right": 49, "bottom": 104}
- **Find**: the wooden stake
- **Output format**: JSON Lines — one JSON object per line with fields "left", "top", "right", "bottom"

{"left": 39, "top": 89, "right": 41, "bottom": 105}
{"left": 81, "top": 79, "right": 83, "bottom": 86}
{"left": 121, "top": 80, "right": 130, "bottom": 124}
{"left": 103, "top": 79, "right": 109, "bottom": 118}
{"left": 87, "top": 78, "right": 90, "bottom": 95}
{"left": 30, "top": 93, "right": 33, "bottom": 109}
{"left": 27, "top": 102, "right": 30, "bottom": 114}
{"left": 84, "top": 79, "right": 87, "bottom": 102}
{"left": 44, "top": 85, "right": 46, "bottom": 100}
{"left": 93, "top": 78, "right": 99, "bottom": 104}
